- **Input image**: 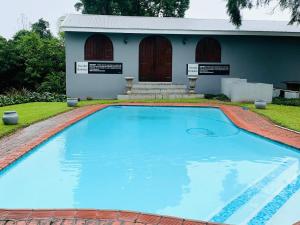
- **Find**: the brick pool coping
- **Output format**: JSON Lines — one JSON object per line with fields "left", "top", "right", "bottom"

{"left": 0, "top": 209, "right": 218, "bottom": 225}
{"left": 0, "top": 102, "right": 300, "bottom": 225}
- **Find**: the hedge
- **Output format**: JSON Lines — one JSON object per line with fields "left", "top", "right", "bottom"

{"left": 0, "top": 89, "right": 66, "bottom": 107}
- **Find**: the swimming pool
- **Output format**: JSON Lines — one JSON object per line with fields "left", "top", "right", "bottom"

{"left": 0, "top": 106, "right": 299, "bottom": 225}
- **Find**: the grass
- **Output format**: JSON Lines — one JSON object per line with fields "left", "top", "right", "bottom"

{"left": 0, "top": 99, "right": 299, "bottom": 138}
{"left": 240, "top": 103, "right": 300, "bottom": 132}
{"left": 0, "top": 102, "right": 72, "bottom": 138}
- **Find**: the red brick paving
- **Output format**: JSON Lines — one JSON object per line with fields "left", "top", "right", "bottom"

{"left": 0, "top": 210, "right": 217, "bottom": 225}
{"left": 0, "top": 102, "right": 300, "bottom": 225}
{"left": 0, "top": 104, "right": 107, "bottom": 171}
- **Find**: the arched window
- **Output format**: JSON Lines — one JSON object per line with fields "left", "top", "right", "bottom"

{"left": 84, "top": 34, "right": 113, "bottom": 61}
{"left": 196, "top": 37, "right": 221, "bottom": 63}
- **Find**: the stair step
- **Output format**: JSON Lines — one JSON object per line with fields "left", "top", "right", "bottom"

{"left": 264, "top": 184, "right": 300, "bottom": 225}
{"left": 209, "top": 159, "right": 298, "bottom": 225}
{"left": 117, "top": 94, "right": 204, "bottom": 100}
{"left": 245, "top": 173, "right": 300, "bottom": 225}
{"left": 131, "top": 89, "right": 187, "bottom": 94}
{"left": 138, "top": 82, "right": 173, "bottom": 85}
{"left": 133, "top": 84, "right": 187, "bottom": 89}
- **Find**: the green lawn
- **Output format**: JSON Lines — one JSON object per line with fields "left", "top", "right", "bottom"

{"left": 0, "top": 100, "right": 299, "bottom": 138}
{"left": 0, "top": 102, "right": 72, "bottom": 137}
{"left": 240, "top": 103, "right": 300, "bottom": 132}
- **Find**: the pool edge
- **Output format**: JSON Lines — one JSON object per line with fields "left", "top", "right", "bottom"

{"left": 0, "top": 103, "right": 300, "bottom": 225}
{"left": 1, "top": 103, "right": 299, "bottom": 173}
{"left": 0, "top": 209, "right": 225, "bottom": 225}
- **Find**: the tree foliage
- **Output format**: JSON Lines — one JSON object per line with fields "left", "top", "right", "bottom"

{"left": 0, "top": 19, "right": 65, "bottom": 94}
{"left": 75, "top": 0, "right": 190, "bottom": 17}
{"left": 226, "top": 0, "right": 300, "bottom": 26}
{"left": 31, "top": 18, "right": 52, "bottom": 38}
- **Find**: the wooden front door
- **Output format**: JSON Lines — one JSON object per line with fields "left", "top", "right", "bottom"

{"left": 139, "top": 36, "right": 172, "bottom": 82}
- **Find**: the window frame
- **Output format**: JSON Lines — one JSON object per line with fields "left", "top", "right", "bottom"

{"left": 84, "top": 34, "right": 114, "bottom": 61}
{"left": 195, "top": 37, "right": 221, "bottom": 63}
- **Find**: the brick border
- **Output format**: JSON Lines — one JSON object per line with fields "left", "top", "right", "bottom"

{"left": 0, "top": 102, "right": 300, "bottom": 225}
{"left": 1, "top": 102, "right": 299, "bottom": 173}
{"left": 0, "top": 209, "right": 218, "bottom": 225}
{"left": 0, "top": 104, "right": 108, "bottom": 171}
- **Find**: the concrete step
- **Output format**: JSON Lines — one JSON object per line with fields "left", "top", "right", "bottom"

{"left": 131, "top": 88, "right": 187, "bottom": 94}
{"left": 117, "top": 94, "right": 204, "bottom": 100}
{"left": 133, "top": 84, "right": 187, "bottom": 89}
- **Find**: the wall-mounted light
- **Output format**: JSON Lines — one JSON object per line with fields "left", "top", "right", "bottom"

{"left": 182, "top": 37, "right": 188, "bottom": 45}
{"left": 124, "top": 36, "right": 128, "bottom": 44}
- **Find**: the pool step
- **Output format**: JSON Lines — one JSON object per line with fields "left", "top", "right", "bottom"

{"left": 118, "top": 82, "right": 204, "bottom": 100}
{"left": 209, "top": 159, "right": 299, "bottom": 225}
{"left": 229, "top": 160, "right": 298, "bottom": 225}
{"left": 264, "top": 185, "right": 300, "bottom": 225}
{"left": 244, "top": 173, "right": 300, "bottom": 225}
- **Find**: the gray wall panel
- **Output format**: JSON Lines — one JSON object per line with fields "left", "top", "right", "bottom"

{"left": 65, "top": 32, "right": 300, "bottom": 99}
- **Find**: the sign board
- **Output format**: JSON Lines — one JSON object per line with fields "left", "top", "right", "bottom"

{"left": 75, "top": 62, "right": 88, "bottom": 74}
{"left": 88, "top": 62, "right": 123, "bottom": 74}
{"left": 75, "top": 62, "right": 123, "bottom": 74}
{"left": 199, "top": 64, "right": 230, "bottom": 75}
{"left": 186, "top": 64, "right": 199, "bottom": 76}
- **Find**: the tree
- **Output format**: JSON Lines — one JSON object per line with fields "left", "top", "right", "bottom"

{"left": 38, "top": 72, "right": 66, "bottom": 94}
{"left": 14, "top": 32, "right": 65, "bottom": 90}
{"left": 0, "top": 36, "right": 25, "bottom": 92}
{"left": 155, "top": 0, "right": 190, "bottom": 17}
{"left": 226, "top": 0, "right": 300, "bottom": 26}
{"left": 75, "top": 0, "right": 190, "bottom": 17}
{"left": 31, "top": 18, "right": 52, "bottom": 38}
{"left": 75, "top": 0, "right": 118, "bottom": 14}
{"left": 0, "top": 19, "right": 66, "bottom": 94}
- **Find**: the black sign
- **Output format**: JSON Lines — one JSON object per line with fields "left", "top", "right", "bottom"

{"left": 88, "top": 62, "right": 123, "bottom": 74}
{"left": 198, "top": 64, "right": 230, "bottom": 75}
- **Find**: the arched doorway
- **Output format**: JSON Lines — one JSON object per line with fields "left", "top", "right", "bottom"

{"left": 139, "top": 36, "right": 172, "bottom": 82}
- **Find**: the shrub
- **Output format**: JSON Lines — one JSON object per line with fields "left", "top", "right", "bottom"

{"left": 204, "top": 94, "right": 230, "bottom": 102}
{"left": 0, "top": 88, "right": 66, "bottom": 107}
{"left": 38, "top": 72, "right": 66, "bottom": 94}
{"left": 272, "top": 97, "right": 300, "bottom": 106}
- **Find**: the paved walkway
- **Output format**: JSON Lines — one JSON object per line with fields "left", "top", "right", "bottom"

{"left": 0, "top": 104, "right": 107, "bottom": 170}
{"left": 0, "top": 210, "right": 212, "bottom": 225}
{"left": 0, "top": 103, "right": 299, "bottom": 225}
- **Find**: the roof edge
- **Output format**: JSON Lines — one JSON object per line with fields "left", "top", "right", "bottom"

{"left": 60, "top": 26, "right": 300, "bottom": 37}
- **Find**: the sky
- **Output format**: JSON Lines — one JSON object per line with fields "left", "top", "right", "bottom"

{"left": 0, "top": 0, "right": 291, "bottom": 39}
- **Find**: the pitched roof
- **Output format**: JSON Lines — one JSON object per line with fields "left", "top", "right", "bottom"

{"left": 60, "top": 14, "right": 300, "bottom": 37}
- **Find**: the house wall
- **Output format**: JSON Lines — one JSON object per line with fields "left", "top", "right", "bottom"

{"left": 65, "top": 32, "right": 300, "bottom": 99}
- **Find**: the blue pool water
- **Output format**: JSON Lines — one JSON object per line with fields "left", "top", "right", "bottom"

{"left": 0, "top": 106, "right": 300, "bottom": 225}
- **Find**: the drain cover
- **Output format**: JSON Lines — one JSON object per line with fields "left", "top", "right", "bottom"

{"left": 186, "top": 128, "right": 216, "bottom": 137}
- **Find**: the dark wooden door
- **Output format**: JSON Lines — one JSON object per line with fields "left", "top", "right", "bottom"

{"left": 139, "top": 36, "right": 172, "bottom": 82}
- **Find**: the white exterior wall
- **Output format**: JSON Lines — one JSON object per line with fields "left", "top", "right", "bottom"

{"left": 65, "top": 32, "right": 300, "bottom": 99}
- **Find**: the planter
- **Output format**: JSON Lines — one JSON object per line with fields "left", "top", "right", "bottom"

{"left": 188, "top": 76, "right": 198, "bottom": 94}
{"left": 284, "top": 90, "right": 300, "bottom": 99}
{"left": 2, "top": 111, "right": 19, "bottom": 125}
{"left": 67, "top": 98, "right": 78, "bottom": 107}
{"left": 125, "top": 77, "right": 134, "bottom": 94}
{"left": 255, "top": 100, "right": 267, "bottom": 109}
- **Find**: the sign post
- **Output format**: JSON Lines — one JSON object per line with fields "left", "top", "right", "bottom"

{"left": 75, "top": 62, "right": 88, "bottom": 74}
{"left": 198, "top": 64, "right": 230, "bottom": 75}
{"left": 187, "top": 64, "right": 199, "bottom": 76}
{"left": 75, "top": 62, "right": 123, "bottom": 74}
{"left": 187, "top": 64, "right": 230, "bottom": 76}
